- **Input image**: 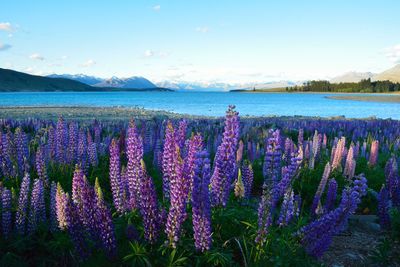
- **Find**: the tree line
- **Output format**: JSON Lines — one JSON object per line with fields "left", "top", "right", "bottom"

{"left": 286, "top": 79, "right": 400, "bottom": 93}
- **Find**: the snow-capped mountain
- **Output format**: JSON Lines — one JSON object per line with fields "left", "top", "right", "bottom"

{"left": 94, "top": 76, "right": 156, "bottom": 89}
{"left": 47, "top": 74, "right": 103, "bottom": 86}
{"left": 330, "top": 72, "right": 375, "bottom": 83}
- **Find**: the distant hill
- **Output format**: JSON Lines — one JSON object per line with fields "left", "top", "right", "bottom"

{"left": 47, "top": 74, "right": 103, "bottom": 86}
{"left": 0, "top": 68, "right": 172, "bottom": 92}
{"left": 373, "top": 64, "right": 400, "bottom": 83}
{"left": 95, "top": 76, "right": 156, "bottom": 89}
{"left": 330, "top": 72, "right": 374, "bottom": 83}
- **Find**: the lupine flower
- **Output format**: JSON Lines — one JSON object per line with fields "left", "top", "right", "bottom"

{"left": 29, "top": 179, "right": 46, "bottom": 233}
{"left": 300, "top": 174, "right": 367, "bottom": 258}
{"left": 183, "top": 133, "right": 203, "bottom": 195}
{"left": 77, "top": 129, "right": 88, "bottom": 173}
{"left": 56, "top": 117, "right": 67, "bottom": 163}
{"left": 192, "top": 150, "right": 212, "bottom": 252}
{"left": 50, "top": 181, "right": 58, "bottom": 232}
{"left": 377, "top": 185, "right": 391, "bottom": 230}
{"left": 16, "top": 173, "right": 31, "bottom": 235}
{"left": 368, "top": 140, "right": 379, "bottom": 166}
{"left": 109, "top": 139, "right": 126, "bottom": 213}
{"left": 176, "top": 119, "right": 188, "bottom": 150}
{"left": 262, "top": 129, "right": 282, "bottom": 188}
{"left": 139, "top": 160, "right": 161, "bottom": 243}
{"left": 126, "top": 120, "right": 143, "bottom": 209}
{"left": 164, "top": 122, "right": 186, "bottom": 248}
{"left": 2, "top": 188, "right": 12, "bottom": 238}
{"left": 311, "top": 163, "right": 331, "bottom": 216}
{"left": 210, "top": 106, "right": 240, "bottom": 206}
{"left": 36, "top": 146, "right": 48, "bottom": 186}
{"left": 331, "top": 137, "right": 345, "bottom": 171}
{"left": 14, "top": 127, "right": 29, "bottom": 176}
{"left": 277, "top": 189, "right": 295, "bottom": 227}
{"left": 56, "top": 183, "right": 69, "bottom": 230}
{"left": 67, "top": 122, "right": 78, "bottom": 164}
{"left": 324, "top": 179, "right": 337, "bottom": 213}
{"left": 309, "top": 130, "right": 320, "bottom": 169}
{"left": 385, "top": 158, "right": 399, "bottom": 207}
{"left": 241, "top": 162, "right": 254, "bottom": 198}
{"left": 162, "top": 121, "right": 177, "bottom": 198}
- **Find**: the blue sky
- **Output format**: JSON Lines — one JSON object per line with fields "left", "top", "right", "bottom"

{"left": 0, "top": 0, "right": 399, "bottom": 83}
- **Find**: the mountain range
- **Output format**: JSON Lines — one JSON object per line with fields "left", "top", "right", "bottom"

{"left": 0, "top": 68, "right": 170, "bottom": 92}
{"left": 330, "top": 64, "right": 400, "bottom": 84}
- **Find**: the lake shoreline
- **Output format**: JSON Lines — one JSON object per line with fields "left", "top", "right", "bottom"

{"left": 0, "top": 106, "right": 396, "bottom": 121}
{"left": 326, "top": 95, "right": 400, "bottom": 103}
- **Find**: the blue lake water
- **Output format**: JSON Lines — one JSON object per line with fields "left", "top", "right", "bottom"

{"left": 0, "top": 91, "right": 399, "bottom": 119}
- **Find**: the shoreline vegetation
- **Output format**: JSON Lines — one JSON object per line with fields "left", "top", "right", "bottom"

{"left": 326, "top": 94, "right": 400, "bottom": 103}
{"left": 0, "top": 106, "right": 395, "bottom": 120}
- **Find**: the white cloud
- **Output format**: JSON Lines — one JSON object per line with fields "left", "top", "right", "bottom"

{"left": 0, "top": 43, "right": 12, "bottom": 51}
{"left": 153, "top": 5, "right": 161, "bottom": 11}
{"left": 144, "top": 50, "right": 154, "bottom": 57}
{"left": 61, "top": 55, "right": 68, "bottom": 60}
{"left": 384, "top": 44, "right": 400, "bottom": 63}
{"left": 0, "top": 22, "right": 14, "bottom": 32}
{"left": 29, "top": 53, "right": 45, "bottom": 61}
{"left": 195, "top": 26, "right": 209, "bottom": 33}
{"left": 80, "top": 59, "right": 96, "bottom": 67}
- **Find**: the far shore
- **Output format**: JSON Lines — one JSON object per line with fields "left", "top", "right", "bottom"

{"left": 326, "top": 95, "right": 400, "bottom": 103}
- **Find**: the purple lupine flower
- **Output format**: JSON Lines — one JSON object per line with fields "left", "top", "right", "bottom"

{"left": 36, "top": 146, "right": 48, "bottom": 186}
{"left": 311, "top": 163, "right": 331, "bottom": 216}
{"left": 109, "top": 139, "right": 126, "bottom": 213}
{"left": 16, "top": 173, "right": 31, "bottom": 235}
{"left": 14, "top": 127, "right": 29, "bottom": 176}
{"left": 72, "top": 165, "right": 85, "bottom": 207}
{"left": 277, "top": 189, "right": 295, "bottom": 227}
{"left": 385, "top": 158, "right": 400, "bottom": 207}
{"left": 309, "top": 130, "right": 320, "bottom": 170}
{"left": 324, "top": 179, "right": 337, "bottom": 213}
{"left": 67, "top": 122, "right": 78, "bottom": 164}
{"left": 56, "top": 117, "right": 67, "bottom": 163}
{"left": 183, "top": 133, "right": 203, "bottom": 195}
{"left": 87, "top": 130, "right": 98, "bottom": 167}
{"left": 192, "top": 150, "right": 212, "bottom": 252}
{"left": 77, "top": 129, "right": 88, "bottom": 172}
{"left": 294, "top": 194, "right": 302, "bottom": 217}
{"left": 368, "top": 140, "right": 379, "bottom": 166}
{"left": 28, "top": 179, "right": 46, "bottom": 233}
{"left": 176, "top": 119, "right": 188, "bottom": 150}
{"left": 50, "top": 181, "right": 58, "bottom": 232}
{"left": 95, "top": 185, "right": 117, "bottom": 258}
{"left": 126, "top": 120, "right": 143, "bottom": 210}
{"left": 300, "top": 174, "right": 367, "bottom": 258}
{"left": 377, "top": 185, "right": 391, "bottom": 230}
{"left": 56, "top": 183, "right": 69, "bottom": 230}
{"left": 2, "top": 188, "right": 12, "bottom": 238}
{"left": 164, "top": 122, "right": 187, "bottom": 247}
{"left": 139, "top": 159, "right": 161, "bottom": 243}
{"left": 162, "top": 121, "right": 176, "bottom": 198}
{"left": 262, "top": 129, "right": 282, "bottom": 188}
{"left": 241, "top": 162, "right": 254, "bottom": 198}
{"left": 1, "top": 130, "right": 15, "bottom": 178}
{"left": 210, "top": 105, "right": 240, "bottom": 206}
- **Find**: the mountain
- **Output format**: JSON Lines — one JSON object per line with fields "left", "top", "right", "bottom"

{"left": 156, "top": 80, "right": 301, "bottom": 91}
{"left": 373, "top": 64, "right": 400, "bottom": 83}
{"left": 94, "top": 76, "right": 156, "bottom": 89}
{"left": 47, "top": 74, "right": 103, "bottom": 86}
{"left": 330, "top": 72, "right": 374, "bottom": 83}
{"left": 0, "top": 68, "right": 172, "bottom": 92}
{"left": 0, "top": 68, "right": 93, "bottom": 91}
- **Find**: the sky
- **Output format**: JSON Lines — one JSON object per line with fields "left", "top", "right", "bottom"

{"left": 0, "top": 0, "right": 399, "bottom": 83}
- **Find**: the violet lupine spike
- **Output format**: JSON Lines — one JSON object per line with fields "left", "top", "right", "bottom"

{"left": 241, "top": 162, "right": 254, "bottom": 199}
{"left": 277, "top": 189, "right": 295, "bottom": 227}
{"left": 262, "top": 129, "right": 282, "bottom": 189}
{"left": 368, "top": 140, "right": 379, "bottom": 166}
{"left": 183, "top": 133, "right": 203, "bottom": 196}
{"left": 311, "top": 162, "right": 331, "bottom": 216}
{"left": 109, "top": 139, "right": 126, "bottom": 213}
{"left": 50, "top": 181, "right": 58, "bottom": 232}
{"left": 343, "top": 145, "right": 354, "bottom": 178}
{"left": 95, "top": 186, "right": 117, "bottom": 258}
{"left": 72, "top": 165, "right": 85, "bottom": 207}
{"left": 2, "top": 188, "right": 12, "bottom": 239}
{"left": 324, "top": 179, "right": 338, "bottom": 213}
{"left": 385, "top": 158, "right": 400, "bottom": 207}
{"left": 164, "top": 122, "right": 187, "bottom": 248}
{"left": 14, "top": 127, "right": 29, "bottom": 176}
{"left": 56, "top": 117, "right": 67, "bottom": 164}
{"left": 56, "top": 183, "right": 69, "bottom": 230}
{"left": 139, "top": 159, "right": 161, "bottom": 243}
{"left": 28, "top": 179, "right": 46, "bottom": 233}
{"left": 162, "top": 121, "right": 176, "bottom": 199}
{"left": 77, "top": 129, "right": 88, "bottom": 173}
{"left": 377, "top": 185, "right": 391, "bottom": 230}
{"left": 36, "top": 146, "right": 48, "bottom": 186}
{"left": 126, "top": 120, "right": 143, "bottom": 210}
{"left": 299, "top": 174, "right": 367, "bottom": 258}
{"left": 176, "top": 119, "right": 188, "bottom": 150}
{"left": 192, "top": 150, "right": 212, "bottom": 252}
{"left": 210, "top": 105, "right": 240, "bottom": 206}
{"left": 16, "top": 173, "right": 31, "bottom": 235}
{"left": 309, "top": 130, "right": 320, "bottom": 170}
{"left": 67, "top": 122, "right": 78, "bottom": 164}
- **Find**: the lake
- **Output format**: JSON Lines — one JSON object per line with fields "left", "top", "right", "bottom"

{"left": 0, "top": 91, "right": 399, "bottom": 119}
